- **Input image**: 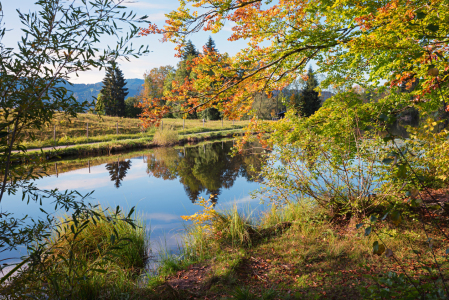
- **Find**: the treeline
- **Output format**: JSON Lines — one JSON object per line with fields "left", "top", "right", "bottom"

{"left": 94, "top": 39, "right": 325, "bottom": 120}
{"left": 140, "top": 37, "right": 222, "bottom": 120}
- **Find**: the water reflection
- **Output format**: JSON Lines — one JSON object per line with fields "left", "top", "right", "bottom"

{"left": 145, "top": 142, "right": 264, "bottom": 203}
{"left": 105, "top": 159, "right": 132, "bottom": 188}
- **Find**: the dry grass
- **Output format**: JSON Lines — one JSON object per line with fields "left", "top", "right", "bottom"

{"left": 152, "top": 127, "right": 179, "bottom": 146}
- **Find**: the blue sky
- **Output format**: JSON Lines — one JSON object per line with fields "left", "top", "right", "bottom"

{"left": 2, "top": 0, "right": 249, "bottom": 84}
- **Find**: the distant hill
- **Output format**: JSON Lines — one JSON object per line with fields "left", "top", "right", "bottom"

{"left": 61, "top": 78, "right": 144, "bottom": 103}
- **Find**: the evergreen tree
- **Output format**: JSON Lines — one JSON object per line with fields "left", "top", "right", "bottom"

{"left": 204, "top": 36, "right": 217, "bottom": 53}
{"left": 100, "top": 64, "right": 128, "bottom": 117}
{"left": 298, "top": 67, "right": 321, "bottom": 117}
{"left": 181, "top": 40, "right": 199, "bottom": 60}
{"left": 174, "top": 41, "right": 200, "bottom": 118}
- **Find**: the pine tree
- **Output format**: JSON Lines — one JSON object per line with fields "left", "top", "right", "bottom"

{"left": 173, "top": 41, "right": 201, "bottom": 118}
{"left": 100, "top": 64, "right": 128, "bottom": 117}
{"left": 181, "top": 40, "right": 199, "bottom": 60}
{"left": 299, "top": 66, "right": 321, "bottom": 117}
{"left": 204, "top": 36, "right": 217, "bottom": 53}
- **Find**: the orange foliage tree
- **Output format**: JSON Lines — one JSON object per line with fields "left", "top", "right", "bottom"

{"left": 138, "top": 0, "right": 449, "bottom": 129}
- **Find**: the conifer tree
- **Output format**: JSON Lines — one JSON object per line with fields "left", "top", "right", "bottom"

{"left": 100, "top": 64, "right": 128, "bottom": 117}
{"left": 174, "top": 41, "right": 200, "bottom": 118}
{"left": 181, "top": 40, "right": 199, "bottom": 60}
{"left": 204, "top": 36, "right": 217, "bottom": 53}
{"left": 299, "top": 67, "right": 321, "bottom": 117}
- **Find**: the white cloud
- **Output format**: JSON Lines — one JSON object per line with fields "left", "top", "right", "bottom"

{"left": 143, "top": 212, "right": 180, "bottom": 222}
{"left": 124, "top": 1, "right": 171, "bottom": 10}
{"left": 146, "top": 12, "right": 168, "bottom": 21}
{"left": 40, "top": 177, "right": 111, "bottom": 190}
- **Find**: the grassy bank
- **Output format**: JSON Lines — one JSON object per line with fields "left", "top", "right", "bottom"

{"left": 32, "top": 138, "right": 240, "bottom": 177}
{"left": 0, "top": 208, "right": 149, "bottom": 299}
{"left": 1, "top": 191, "right": 447, "bottom": 299}
{"left": 19, "top": 113, "right": 248, "bottom": 149}
{"left": 148, "top": 199, "right": 449, "bottom": 299}
{"left": 20, "top": 128, "right": 246, "bottom": 160}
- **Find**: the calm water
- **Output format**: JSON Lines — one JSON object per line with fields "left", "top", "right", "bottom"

{"left": 2, "top": 141, "right": 266, "bottom": 263}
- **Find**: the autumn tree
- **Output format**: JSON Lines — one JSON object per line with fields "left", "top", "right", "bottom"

{"left": 199, "top": 37, "right": 221, "bottom": 120}
{"left": 138, "top": 0, "right": 449, "bottom": 128}
{"left": 173, "top": 40, "right": 201, "bottom": 119}
{"left": 137, "top": 1, "right": 449, "bottom": 297}
{"left": 142, "top": 65, "right": 176, "bottom": 100}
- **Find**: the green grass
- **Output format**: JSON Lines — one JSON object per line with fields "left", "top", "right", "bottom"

{"left": 20, "top": 128, "right": 245, "bottom": 160}
{"left": 0, "top": 208, "right": 150, "bottom": 299}
{"left": 19, "top": 113, "right": 249, "bottom": 149}
{"left": 147, "top": 200, "right": 449, "bottom": 299}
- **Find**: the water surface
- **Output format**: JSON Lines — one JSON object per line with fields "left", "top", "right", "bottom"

{"left": 2, "top": 141, "right": 266, "bottom": 262}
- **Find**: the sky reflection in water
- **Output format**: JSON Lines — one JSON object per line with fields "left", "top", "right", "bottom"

{"left": 2, "top": 141, "right": 266, "bottom": 260}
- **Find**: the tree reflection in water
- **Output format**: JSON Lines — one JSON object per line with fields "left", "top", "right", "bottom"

{"left": 105, "top": 159, "right": 132, "bottom": 188}
{"left": 146, "top": 141, "right": 265, "bottom": 203}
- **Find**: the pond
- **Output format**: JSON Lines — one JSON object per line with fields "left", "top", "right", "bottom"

{"left": 1, "top": 140, "right": 267, "bottom": 265}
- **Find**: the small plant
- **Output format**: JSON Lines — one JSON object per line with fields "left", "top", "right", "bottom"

{"left": 360, "top": 271, "right": 447, "bottom": 300}
{"left": 232, "top": 286, "right": 258, "bottom": 300}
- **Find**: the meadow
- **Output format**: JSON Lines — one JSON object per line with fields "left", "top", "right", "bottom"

{"left": 18, "top": 113, "right": 249, "bottom": 149}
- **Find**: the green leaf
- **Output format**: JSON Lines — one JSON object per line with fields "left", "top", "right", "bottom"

{"left": 426, "top": 24, "right": 439, "bottom": 32}
{"left": 373, "top": 241, "right": 379, "bottom": 253}
{"left": 382, "top": 158, "right": 394, "bottom": 165}
{"left": 391, "top": 211, "right": 402, "bottom": 226}
{"left": 370, "top": 215, "right": 377, "bottom": 223}
{"left": 90, "top": 269, "right": 107, "bottom": 274}
{"left": 416, "top": 12, "right": 426, "bottom": 19}
{"left": 365, "top": 226, "right": 372, "bottom": 236}
{"left": 356, "top": 223, "right": 364, "bottom": 229}
{"left": 396, "top": 164, "right": 407, "bottom": 179}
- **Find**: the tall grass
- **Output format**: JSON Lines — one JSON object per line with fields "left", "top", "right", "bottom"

{"left": 2, "top": 208, "right": 149, "bottom": 299}
{"left": 153, "top": 127, "right": 179, "bottom": 146}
